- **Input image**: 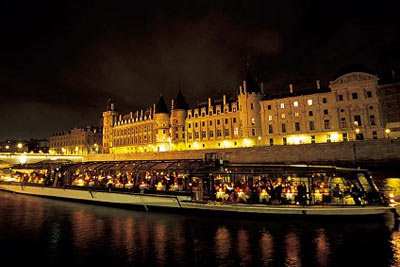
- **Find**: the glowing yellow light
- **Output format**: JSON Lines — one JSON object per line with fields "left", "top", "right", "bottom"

{"left": 355, "top": 128, "right": 360, "bottom": 134}
{"left": 331, "top": 133, "right": 339, "bottom": 142}
{"left": 390, "top": 193, "right": 395, "bottom": 198}
{"left": 385, "top": 129, "right": 391, "bottom": 134}
{"left": 243, "top": 139, "right": 251, "bottom": 147}
{"left": 17, "top": 143, "right": 23, "bottom": 149}
{"left": 223, "top": 141, "right": 231, "bottom": 148}
{"left": 18, "top": 155, "right": 27, "bottom": 164}
{"left": 75, "top": 146, "right": 79, "bottom": 152}
{"left": 288, "top": 135, "right": 307, "bottom": 145}
{"left": 159, "top": 145, "right": 167, "bottom": 152}
{"left": 5, "top": 145, "right": 9, "bottom": 149}
{"left": 193, "top": 142, "right": 199, "bottom": 150}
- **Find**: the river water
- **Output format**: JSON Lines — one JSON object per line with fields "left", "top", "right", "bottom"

{"left": 1, "top": 176, "right": 400, "bottom": 267}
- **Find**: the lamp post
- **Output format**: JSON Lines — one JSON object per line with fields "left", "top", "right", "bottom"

{"left": 353, "top": 128, "right": 360, "bottom": 167}
{"left": 385, "top": 128, "right": 391, "bottom": 140}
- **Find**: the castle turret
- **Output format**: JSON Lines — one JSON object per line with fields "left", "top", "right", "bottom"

{"left": 102, "top": 96, "right": 118, "bottom": 153}
{"left": 237, "top": 72, "right": 263, "bottom": 144}
{"left": 170, "top": 89, "right": 188, "bottom": 150}
{"left": 154, "top": 94, "right": 171, "bottom": 151}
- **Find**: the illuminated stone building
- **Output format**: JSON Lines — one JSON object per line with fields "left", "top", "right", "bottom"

{"left": 50, "top": 126, "right": 102, "bottom": 155}
{"left": 377, "top": 80, "right": 400, "bottom": 139}
{"left": 261, "top": 72, "right": 384, "bottom": 145}
{"left": 103, "top": 72, "right": 389, "bottom": 154}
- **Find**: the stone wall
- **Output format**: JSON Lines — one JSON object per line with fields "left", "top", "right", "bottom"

{"left": 84, "top": 139, "right": 400, "bottom": 167}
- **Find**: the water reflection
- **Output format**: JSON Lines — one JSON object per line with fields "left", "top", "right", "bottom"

{"left": 215, "top": 226, "right": 232, "bottom": 266}
{"left": 260, "top": 231, "right": 274, "bottom": 265}
{"left": 285, "top": 232, "right": 301, "bottom": 267}
{"left": 0, "top": 191, "right": 399, "bottom": 267}
{"left": 314, "top": 229, "right": 330, "bottom": 266}
{"left": 237, "top": 229, "right": 251, "bottom": 266}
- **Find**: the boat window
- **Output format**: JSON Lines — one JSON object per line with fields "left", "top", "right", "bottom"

{"left": 356, "top": 172, "right": 373, "bottom": 193}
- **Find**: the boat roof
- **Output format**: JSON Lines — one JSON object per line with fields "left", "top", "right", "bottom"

{"left": 7, "top": 159, "right": 368, "bottom": 174}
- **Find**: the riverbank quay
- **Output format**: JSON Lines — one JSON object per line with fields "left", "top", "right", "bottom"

{"left": 84, "top": 139, "right": 400, "bottom": 169}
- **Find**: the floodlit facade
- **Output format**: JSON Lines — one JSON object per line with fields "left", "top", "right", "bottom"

{"left": 103, "top": 72, "right": 389, "bottom": 154}
{"left": 50, "top": 126, "right": 102, "bottom": 155}
{"left": 261, "top": 72, "right": 385, "bottom": 145}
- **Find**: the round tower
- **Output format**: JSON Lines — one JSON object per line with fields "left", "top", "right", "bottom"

{"left": 237, "top": 73, "right": 263, "bottom": 145}
{"left": 102, "top": 96, "right": 118, "bottom": 154}
{"left": 154, "top": 94, "right": 171, "bottom": 151}
{"left": 170, "top": 89, "right": 188, "bottom": 150}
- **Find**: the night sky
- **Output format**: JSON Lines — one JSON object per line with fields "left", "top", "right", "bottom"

{"left": 1, "top": 0, "right": 400, "bottom": 140}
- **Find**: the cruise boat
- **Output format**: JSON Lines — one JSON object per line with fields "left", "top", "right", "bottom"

{"left": 0, "top": 158, "right": 398, "bottom": 217}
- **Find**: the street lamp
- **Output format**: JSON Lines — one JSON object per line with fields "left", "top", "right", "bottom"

{"left": 17, "top": 143, "right": 23, "bottom": 149}
{"left": 385, "top": 128, "right": 391, "bottom": 140}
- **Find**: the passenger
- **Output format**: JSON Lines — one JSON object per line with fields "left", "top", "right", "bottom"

{"left": 238, "top": 188, "right": 249, "bottom": 203}
{"left": 156, "top": 182, "right": 164, "bottom": 191}
{"left": 274, "top": 182, "right": 283, "bottom": 204}
{"left": 331, "top": 183, "right": 343, "bottom": 203}
{"left": 170, "top": 182, "right": 179, "bottom": 191}
{"left": 259, "top": 189, "right": 271, "bottom": 204}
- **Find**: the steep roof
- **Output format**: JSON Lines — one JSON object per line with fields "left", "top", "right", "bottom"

{"left": 174, "top": 89, "right": 189, "bottom": 110}
{"left": 155, "top": 95, "right": 169, "bottom": 114}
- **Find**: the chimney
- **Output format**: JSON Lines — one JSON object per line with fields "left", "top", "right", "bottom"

{"left": 140, "top": 109, "right": 144, "bottom": 119}
{"left": 208, "top": 97, "right": 212, "bottom": 107}
{"left": 153, "top": 104, "right": 156, "bottom": 115}
{"left": 260, "top": 82, "right": 264, "bottom": 94}
{"left": 289, "top": 84, "right": 294, "bottom": 94}
{"left": 130, "top": 112, "right": 133, "bottom": 119}
{"left": 223, "top": 95, "right": 226, "bottom": 105}
{"left": 239, "top": 85, "right": 243, "bottom": 95}
{"left": 316, "top": 80, "right": 321, "bottom": 90}
{"left": 171, "top": 99, "right": 174, "bottom": 110}
{"left": 243, "top": 80, "right": 247, "bottom": 93}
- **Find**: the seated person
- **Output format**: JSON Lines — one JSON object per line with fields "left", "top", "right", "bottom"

{"left": 216, "top": 188, "right": 229, "bottom": 201}
{"left": 238, "top": 190, "right": 250, "bottom": 203}
{"left": 156, "top": 182, "right": 164, "bottom": 191}
{"left": 259, "top": 189, "right": 271, "bottom": 203}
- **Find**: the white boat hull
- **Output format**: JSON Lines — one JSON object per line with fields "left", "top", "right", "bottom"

{"left": 0, "top": 183, "right": 393, "bottom": 216}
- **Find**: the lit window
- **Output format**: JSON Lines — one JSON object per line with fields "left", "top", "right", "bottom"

{"left": 295, "top": 112, "right": 299, "bottom": 117}
{"left": 281, "top": 114, "right": 286, "bottom": 119}
{"left": 307, "top": 99, "right": 313, "bottom": 106}
{"left": 280, "top": 103, "right": 285, "bottom": 109}
{"left": 251, "top": 118, "right": 255, "bottom": 125}
{"left": 293, "top": 101, "right": 298, "bottom": 107}
{"left": 268, "top": 115, "right": 273, "bottom": 121}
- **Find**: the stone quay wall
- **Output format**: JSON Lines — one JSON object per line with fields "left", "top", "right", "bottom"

{"left": 84, "top": 139, "right": 400, "bottom": 167}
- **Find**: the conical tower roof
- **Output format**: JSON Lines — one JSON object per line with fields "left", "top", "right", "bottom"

{"left": 155, "top": 94, "right": 169, "bottom": 114}
{"left": 174, "top": 89, "right": 189, "bottom": 110}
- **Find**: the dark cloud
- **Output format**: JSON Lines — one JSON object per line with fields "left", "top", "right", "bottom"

{"left": 0, "top": 0, "right": 400, "bottom": 139}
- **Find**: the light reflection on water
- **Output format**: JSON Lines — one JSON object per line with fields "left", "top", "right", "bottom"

{"left": 0, "top": 183, "right": 399, "bottom": 266}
